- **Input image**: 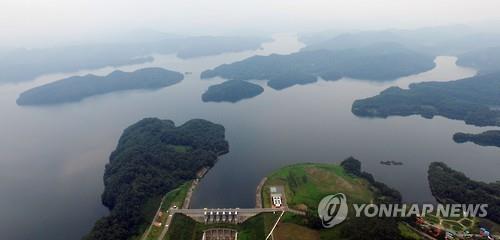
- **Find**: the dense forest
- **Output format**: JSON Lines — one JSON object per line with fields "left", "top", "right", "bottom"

{"left": 453, "top": 130, "right": 500, "bottom": 147}
{"left": 202, "top": 80, "right": 264, "bottom": 102}
{"left": 201, "top": 42, "right": 435, "bottom": 90}
{"left": 84, "top": 118, "right": 229, "bottom": 240}
{"left": 17, "top": 68, "right": 183, "bottom": 105}
{"left": 352, "top": 72, "right": 500, "bottom": 127}
{"left": 428, "top": 162, "right": 500, "bottom": 224}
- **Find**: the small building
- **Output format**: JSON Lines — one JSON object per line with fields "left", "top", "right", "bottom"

{"left": 269, "top": 186, "right": 285, "bottom": 208}
{"left": 272, "top": 195, "right": 282, "bottom": 207}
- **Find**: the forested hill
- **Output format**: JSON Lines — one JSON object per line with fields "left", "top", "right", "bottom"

{"left": 0, "top": 35, "right": 267, "bottom": 83}
{"left": 17, "top": 67, "right": 183, "bottom": 105}
{"left": 84, "top": 118, "right": 229, "bottom": 240}
{"left": 453, "top": 130, "right": 500, "bottom": 148}
{"left": 458, "top": 46, "right": 500, "bottom": 74}
{"left": 202, "top": 80, "right": 264, "bottom": 102}
{"left": 201, "top": 42, "right": 435, "bottom": 90}
{"left": 352, "top": 72, "right": 500, "bottom": 127}
{"left": 428, "top": 162, "right": 500, "bottom": 224}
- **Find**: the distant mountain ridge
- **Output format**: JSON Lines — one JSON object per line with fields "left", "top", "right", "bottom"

{"left": 458, "top": 46, "right": 500, "bottom": 74}
{"left": 0, "top": 35, "right": 268, "bottom": 83}
{"left": 201, "top": 42, "right": 435, "bottom": 90}
{"left": 301, "top": 25, "right": 500, "bottom": 56}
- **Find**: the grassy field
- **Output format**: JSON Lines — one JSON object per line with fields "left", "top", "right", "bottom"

{"left": 167, "top": 144, "right": 192, "bottom": 153}
{"left": 262, "top": 163, "right": 374, "bottom": 211}
{"left": 238, "top": 212, "right": 280, "bottom": 240}
{"left": 398, "top": 223, "right": 424, "bottom": 240}
{"left": 260, "top": 163, "right": 380, "bottom": 239}
{"left": 274, "top": 223, "right": 320, "bottom": 240}
{"left": 163, "top": 212, "right": 280, "bottom": 240}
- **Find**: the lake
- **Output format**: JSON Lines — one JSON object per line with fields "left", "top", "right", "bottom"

{"left": 0, "top": 33, "right": 498, "bottom": 239}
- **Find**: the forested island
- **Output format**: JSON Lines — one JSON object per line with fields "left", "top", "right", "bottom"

{"left": 428, "top": 162, "right": 500, "bottom": 224}
{"left": 0, "top": 35, "right": 267, "bottom": 83}
{"left": 202, "top": 80, "right": 264, "bottom": 102}
{"left": 453, "top": 130, "right": 500, "bottom": 147}
{"left": 84, "top": 118, "right": 228, "bottom": 240}
{"left": 352, "top": 72, "right": 500, "bottom": 127}
{"left": 201, "top": 42, "right": 435, "bottom": 90}
{"left": 16, "top": 68, "right": 183, "bottom": 105}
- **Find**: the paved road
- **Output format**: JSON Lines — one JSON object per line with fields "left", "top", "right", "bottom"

{"left": 158, "top": 210, "right": 175, "bottom": 240}
{"left": 140, "top": 196, "right": 167, "bottom": 240}
{"left": 182, "top": 179, "right": 198, "bottom": 209}
{"left": 171, "top": 207, "right": 283, "bottom": 216}
{"left": 255, "top": 177, "right": 268, "bottom": 208}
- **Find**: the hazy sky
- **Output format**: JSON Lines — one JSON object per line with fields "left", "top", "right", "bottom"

{"left": 1, "top": 0, "right": 500, "bottom": 48}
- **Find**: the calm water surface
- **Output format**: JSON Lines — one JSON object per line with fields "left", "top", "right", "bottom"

{"left": 0, "top": 34, "right": 498, "bottom": 239}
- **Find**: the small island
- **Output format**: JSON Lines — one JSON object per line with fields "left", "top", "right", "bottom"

{"left": 17, "top": 68, "right": 183, "bottom": 105}
{"left": 201, "top": 42, "right": 435, "bottom": 90}
{"left": 428, "top": 162, "right": 500, "bottom": 225}
{"left": 380, "top": 160, "right": 404, "bottom": 166}
{"left": 202, "top": 80, "right": 264, "bottom": 103}
{"left": 84, "top": 118, "right": 229, "bottom": 240}
{"left": 453, "top": 130, "right": 500, "bottom": 148}
{"left": 352, "top": 72, "right": 500, "bottom": 127}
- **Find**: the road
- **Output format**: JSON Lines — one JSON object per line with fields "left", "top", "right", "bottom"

{"left": 140, "top": 196, "right": 167, "bottom": 240}
{"left": 255, "top": 177, "right": 268, "bottom": 208}
{"left": 157, "top": 209, "right": 174, "bottom": 240}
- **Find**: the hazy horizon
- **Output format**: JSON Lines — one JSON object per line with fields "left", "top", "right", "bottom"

{"left": 2, "top": 0, "right": 500, "bottom": 49}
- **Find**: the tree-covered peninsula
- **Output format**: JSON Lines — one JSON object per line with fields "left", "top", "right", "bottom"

{"left": 428, "top": 162, "right": 500, "bottom": 224}
{"left": 201, "top": 42, "right": 435, "bottom": 90}
{"left": 352, "top": 72, "right": 500, "bottom": 127}
{"left": 202, "top": 80, "right": 264, "bottom": 102}
{"left": 84, "top": 118, "right": 229, "bottom": 240}
{"left": 259, "top": 157, "right": 403, "bottom": 240}
{"left": 453, "top": 130, "right": 500, "bottom": 147}
{"left": 17, "top": 68, "right": 183, "bottom": 105}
